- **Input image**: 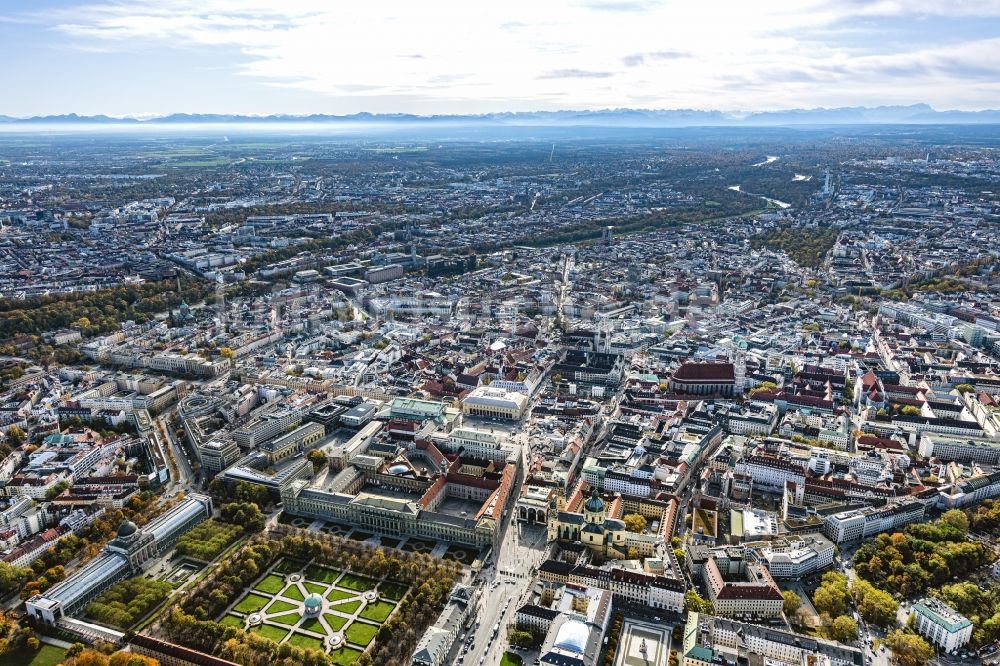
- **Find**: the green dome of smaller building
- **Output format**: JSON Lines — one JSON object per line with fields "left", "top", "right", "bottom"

{"left": 303, "top": 593, "right": 323, "bottom": 616}
{"left": 116, "top": 520, "right": 138, "bottom": 539}
{"left": 584, "top": 487, "right": 605, "bottom": 514}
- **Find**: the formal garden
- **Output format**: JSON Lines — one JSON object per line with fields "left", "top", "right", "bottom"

{"left": 160, "top": 528, "right": 461, "bottom": 666}
{"left": 218, "top": 557, "right": 411, "bottom": 664}
{"left": 441, "top": 543, "right": 480, "bottom": 565}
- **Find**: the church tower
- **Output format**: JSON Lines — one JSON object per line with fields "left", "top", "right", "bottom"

{"left": 731, "top": 336, "right": 747, "bottom": 395}
{"left": 547, "top": 494, "right": 560, "bottom": 542}
{"left": 594, "top": 321, "right": 611, "bottom": 354}
{"left": 547, "top": 479, "right": 569, "bottom": 542}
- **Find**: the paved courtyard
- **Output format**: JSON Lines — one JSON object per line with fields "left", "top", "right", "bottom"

{"left": 614, "top": 618, "right": 672, "bottom": 666}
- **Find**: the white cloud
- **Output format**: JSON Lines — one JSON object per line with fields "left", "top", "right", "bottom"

{"left": 30, "top": 0, "right": 1000, "bottom": 112}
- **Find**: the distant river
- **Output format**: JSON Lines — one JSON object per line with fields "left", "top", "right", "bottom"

{"left": 728, "top": 184, "right": 791, "bottom": 209}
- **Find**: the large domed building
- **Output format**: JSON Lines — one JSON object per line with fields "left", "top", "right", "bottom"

{"left": 107, "top": 519, "right": 155, "bottom": 567}
{"left": 26, "top": 494, "right": 214, "bottom": 626}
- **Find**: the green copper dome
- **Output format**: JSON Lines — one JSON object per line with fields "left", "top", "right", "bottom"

{"left": 303, "top": 593, "right": 323, "bottom": 614}
{"left": 116, "top": 520, "right": 138, "bottom": 539}
{"left": 584, "top": 487, "right": 605, "bottom": 514}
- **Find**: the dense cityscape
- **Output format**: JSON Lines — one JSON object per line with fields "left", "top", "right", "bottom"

{"left": 0, "top": 122, "right": 997, "bottom": 666}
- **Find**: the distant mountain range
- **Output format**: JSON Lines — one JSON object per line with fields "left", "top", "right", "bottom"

{"left": 3, "top": 104, "right": 1000, "bottom": 127}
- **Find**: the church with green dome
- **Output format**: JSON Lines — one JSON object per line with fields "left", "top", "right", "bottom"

{"left": 547, "top": 485, "right": 627, "bottom": 553}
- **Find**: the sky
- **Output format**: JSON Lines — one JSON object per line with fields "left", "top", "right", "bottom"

{"left": 3, "top": 0, "right": 1000, "bottom": 117}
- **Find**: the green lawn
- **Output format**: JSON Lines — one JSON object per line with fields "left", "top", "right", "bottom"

{"left": 305, "top": 565, "right": 341, "bottom": 583}
{"left": 250, "top": 624, "right": 288, "bottom": 643}
{"left": 338, "top": 573, "right": 376, "bottom": 591}
{"left": 300, "top": 617, "right": 325, "bottom": 633}
{"left": 270, "top": 612, "right": 302, "bottom": 626}
{"left": 323, "top": 613, "right": 349, "bottom": 632}
{"left": 233, "top": 593, "right": 270, "bottom": 614}
{"left": 281, "top": 585, "right": 305, "bottom": 601}
{"left": 227, "top": 565, "right": 405, "bottom": 657}
{"left": 326, "top": 587, "right": 354, "bottom": 602}
{"left": 220, "top": 614, "right": 244, "bottom": 628}
{"left": 274, "top": 558, "right": 306, "bottom": 574}
{"left": 0, "top": 644, "right": 67, "bottom": 666}
{"left": 255, "top": 574, "right": 286, "bottom": 595}
{"left": 501, "top": 653, "right": 523, "bottom": 666}
{"left": 266, "top": 599, "right": 297, "bottom": 614}
{"left": 359, "top": 600, "right": 396, "bottom": 623}
{"left": 345, "top": 621, "right": 379, "bottom": 646}
{"left": 379, "top": 582, "right": 409, "bottom": 601}
{"left": 329, "top": 646, "right": 364, "bottom": 666}
{"left": 329, "top": 600, "right": 361, "bottom": 615}
{"left": 286, "top": 632, "right": 325, "bottom": 651}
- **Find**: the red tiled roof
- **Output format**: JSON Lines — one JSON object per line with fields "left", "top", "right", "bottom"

{"left": 672, "top": 362, "right": 735, "bottom": 382}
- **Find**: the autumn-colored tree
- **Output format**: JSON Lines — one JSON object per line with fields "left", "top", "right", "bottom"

{"left": 6, "top": 425, "right": 25, "bottom": 447}
{"left": 813, "top": 571, "right": 850, "bottom": 617}
{"left": 0, "top": 561, "right": 31, "bottom": 595}
{"left": 306, "top": 448, "right": 327, "bottom": 472}
{"left": 109, "top": 650, "right": 159, "bottom": 666}
{"left": 884, "top": 630, "right": 934, "bottom": 666}
{"left": 622, "top": 513, "right": 647, "bottom": 533}
{"left": 71, "top": 650, "right": 110, "bottom": 666}
{"left": 829, "top": 615, "right": 858, "bottom": 642}
{"left": 782, "top": 590, "right": 802, "bottom": 616}
{"left": 853, "top": 580, "right": 898, "bottom": 628}
{"left": 940, "top": 509, "right": 969, "bottom": 535}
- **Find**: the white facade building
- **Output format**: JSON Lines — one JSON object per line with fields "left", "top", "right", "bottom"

{"left": 911, "top": 598, "right": 972, "bottom": 654}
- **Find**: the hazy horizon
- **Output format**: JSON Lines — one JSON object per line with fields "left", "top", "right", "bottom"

{"left": 4, "top": 1, "right": 1000, "bottom": 118}
{"left": 1, "top": 102, "right": 999, "bottom": 122}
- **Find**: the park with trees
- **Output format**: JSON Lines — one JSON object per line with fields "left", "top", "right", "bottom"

{"left": 750, "top": 223, "right": 840, "bottom": 269}
{"left": 966, "top": 498, "right": 1000, "bottom": 535}
{"left": 806, "top": 569, "right": 895, "bottom": 640}
{"left": 159, "top": 528, "right": 460, "bottom": 666}
{"left": 174, "top": 519, "right": 244, "bottom": 562}
{"left": 85, "top": 577, "right": 174, "bottom": 629}
{"left": 852, "top": 510, "right": 991, "bottom": 598}
{"left": 0, "top": 277, "right": 212, "bottom": 343}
